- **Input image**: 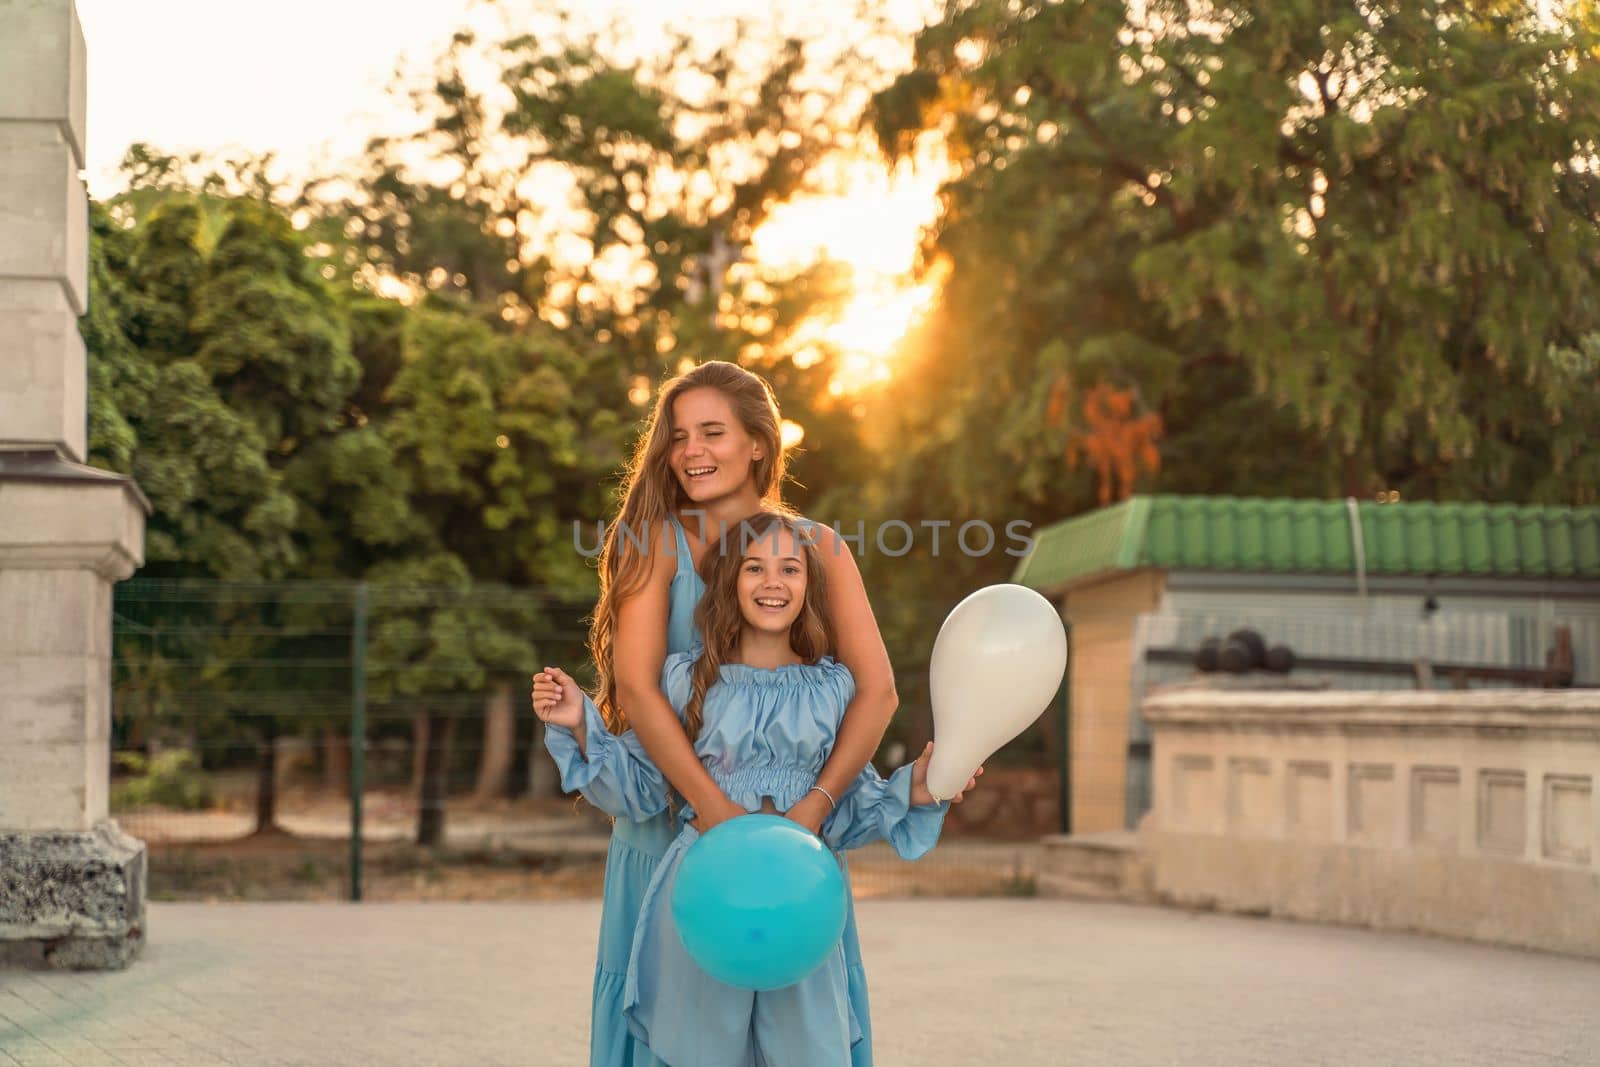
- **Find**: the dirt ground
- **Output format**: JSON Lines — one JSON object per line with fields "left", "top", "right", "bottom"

{"left": 141, "top": 831, "right": 1038, "bottom": 902}
{"left": 123, "top": 777, "right": 1041, "bottom": 902}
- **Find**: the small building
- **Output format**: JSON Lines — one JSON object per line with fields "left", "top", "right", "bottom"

{"left": 1012, "top": 495, "right": 1600, "bottom": 834}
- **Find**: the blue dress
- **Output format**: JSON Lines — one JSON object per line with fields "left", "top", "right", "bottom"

{"left": 552, "top": 654, "right": 947, "bottom": 1066}
{"left": 567, "top": 514, "right": 701, "bottom": 1067}
{"left": 549, "top": 514, "right": 889, "bottom": 1066}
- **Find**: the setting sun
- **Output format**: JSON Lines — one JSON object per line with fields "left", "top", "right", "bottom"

{"left": 750, "top": 152, "right": 947, "bottom": 395}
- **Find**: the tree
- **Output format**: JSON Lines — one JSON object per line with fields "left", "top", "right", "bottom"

{"left": 869, "top": 0, "right": 1600, "bottom": 507}
{"left": 88, "top": 161, "right": 367, "bottom": 832}
{"left": 94, "top": 199, "right": 301, "bottom": 579}
{"left": 285, "top": 16, "right": 909, "bottom": 814}
{"left": 301, "top": 17, "right": 904, "bottom": 398}
{"left": 340, "top": 302, "right": 614, "bottom": 843}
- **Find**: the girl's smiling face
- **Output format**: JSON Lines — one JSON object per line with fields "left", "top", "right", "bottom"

{"left": 669, "top": 387, "right": 763, "bottom": 503}
{"left": 736, "top": 526, "right": 808, "bottom": 635}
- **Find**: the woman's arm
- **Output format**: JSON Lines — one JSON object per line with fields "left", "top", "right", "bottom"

{"left": 611, "top": 527, "right": 745, "bottom": 830}
{"left": 785, "top": 521, "right": 899, "bottom": 834}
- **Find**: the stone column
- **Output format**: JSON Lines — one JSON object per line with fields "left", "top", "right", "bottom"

{"left": 0, "top": 0, "right": 150, "bottom": 971}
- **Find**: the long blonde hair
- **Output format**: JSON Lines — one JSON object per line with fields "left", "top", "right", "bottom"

{"left": 681, "top": 512, "right": 833, "bottom": 740}
{"left": 587, "top": 361, "right": 791, "bottom": 733}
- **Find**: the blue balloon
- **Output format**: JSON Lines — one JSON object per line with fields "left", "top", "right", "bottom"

{"left": 670, "top": 813, "right": 848, "bottom": 991}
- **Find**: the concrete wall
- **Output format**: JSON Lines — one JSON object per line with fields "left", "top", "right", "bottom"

{"left": 1062, "top": 570, "right": 1164, "bottom": 832}
{"left": 0, "top": 478, "right": 143, "bottom": 832}
{"left": 0, "top": 0, "right": 90, "bottom": 462}
{"left": 1141, "top": 690, "right": 1600, "bottom": 957}
{"left": 0, "top": 1, "right": 151, "bottom": 971}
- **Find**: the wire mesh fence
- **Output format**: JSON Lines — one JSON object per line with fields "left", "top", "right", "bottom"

{"left": 114, "top": 579, "right": 1584, "bottom": 898}
{"left": 111, "top": 578, "right": 1059, "bottom": 901}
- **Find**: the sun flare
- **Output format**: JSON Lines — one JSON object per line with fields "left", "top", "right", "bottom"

{"left": 749, "top": 151, "right": 946, "bottom": 395}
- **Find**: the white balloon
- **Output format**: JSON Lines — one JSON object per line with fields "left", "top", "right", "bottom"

{"left": 926, "top": 584, "right": 1068, "bottom": 800}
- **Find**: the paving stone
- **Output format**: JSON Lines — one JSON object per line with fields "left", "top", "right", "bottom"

{"left": 0, "top": 900, "right": 1595, "bottom": 1064}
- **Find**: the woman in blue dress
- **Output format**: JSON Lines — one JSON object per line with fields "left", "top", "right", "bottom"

{"left": 534, "top": 361, "right": 905, "bottom": 1065}
{"left": 537, "top": 512, "right": 976, "bottom": 1065}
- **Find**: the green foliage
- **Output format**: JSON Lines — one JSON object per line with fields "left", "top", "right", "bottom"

{"left": 83, "top": 204, "right": 147, "bottom": 473}
{"left": 86, "top": 194, "right": 348, "bottom": 581}
{"left": 194, "top": 199, "right": 358, "bottom": 449}
{"left": 297, "top": 20, "right": 895, "bottom": 402}
{"left": 870, "top": 0, "right": 1600, "bottom": 506}
{"left": 88, "top": 4, "right": 1600, "bottom": 790}
{"left": 111, "top": 750, "right": 215, "bottom": 811}
{"left": 83, "top": 14, "right": 916, "bottom": 832}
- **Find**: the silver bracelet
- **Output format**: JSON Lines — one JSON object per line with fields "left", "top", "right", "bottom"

{"left": 808, "top": 784, "right": 837, "bottom": 811}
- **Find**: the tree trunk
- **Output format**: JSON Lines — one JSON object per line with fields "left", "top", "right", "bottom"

{"left": 254, "top": 727, "right": 278, "bottom": 834}
{"left": 527, "top": 720, "right": 562, "bottom": 799}
{"left": 1341, "top": 452, "right": 1370, "bottom": 499}
{"left": 416, "top": 711, "right": 454, "bottom": 847}
{"left": 474, "top": 681, "right": 516, "bottom": 802}
{"left": 323, "top": 728, "right": 350, "bottom": 794}
{"left": 410, "top": 712, "right": 430, "bottom": 794}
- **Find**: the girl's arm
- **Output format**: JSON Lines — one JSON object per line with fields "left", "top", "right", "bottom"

{"left": 822, "top": 743, "right": 978, "bottom": 859}
{"left": 612, "top": 527, "right": 745, "bottom": 830}
{"left": 785, "top": 522, "right": 899, "bottom": 834}
{"left": 822, "top": 763, "right": 943, "bottom": 859}
{"left": 536, "top": 669, "right": 669, "bottom": 822}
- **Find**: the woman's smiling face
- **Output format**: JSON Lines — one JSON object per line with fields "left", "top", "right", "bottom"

{"left": 669, "top": 387, "right": 763, "bottom": 503}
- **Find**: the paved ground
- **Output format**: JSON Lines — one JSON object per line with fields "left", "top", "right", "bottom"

{"left": 1, "top": 899, "right": 1597, "bottom": 1066}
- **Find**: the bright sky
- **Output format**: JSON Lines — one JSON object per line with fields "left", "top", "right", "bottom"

{"left": 74, "top": 0, "right": 947, "bottom": 391}
{"left": 78, "top": 0, "right": 470, "bottom": 198}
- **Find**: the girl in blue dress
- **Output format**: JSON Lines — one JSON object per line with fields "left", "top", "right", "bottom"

{"left": 537, "top": 512, "right": 977, "bottom": 1065}
{"left": 534, "top": 361, "right": 906, "bottom": 1065}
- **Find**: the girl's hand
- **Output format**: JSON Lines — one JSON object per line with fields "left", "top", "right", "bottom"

{"left": 910, "top": 742, "right": 983, "bottom": 806}
{"left": 532, "top": 666, "right": 585, "bottom": 733}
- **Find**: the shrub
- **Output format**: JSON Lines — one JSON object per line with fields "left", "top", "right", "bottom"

{"left": 111, "top": 750, "right": 216, "bottom": 811}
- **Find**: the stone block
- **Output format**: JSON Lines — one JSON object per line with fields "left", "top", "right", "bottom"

{"left": 0, "top": 568, "right": 107, "bottom": 657}
{"left": 1348, "top": 763, "right": 1396, "bottom": 846}
{"left": 1227, "top": 756, "right": 1273, "bottom": 836}
{"left": 1170, "top": 754, "right": 1215, "bottom": 832}
{"left": 0, "top": 0, "right": 88, "bottom": 167}
{"left": 0, "top": 653, "right": 107, "bottom": 745}
{"left": 0, "top": 823, "right": 145, "bottom": 970}
{"left": 1286, "top": 761, "right": 1332, "bottom": 840}
{"left": 0, "top": 125, "right": 87, "bottom": 314}
{"left": 1411, "top": 765, "right": 1461, "bottom": 851}
{"left": 1477, "top": 769, "right": 1526, "bottom": 857}
{"left": 0, "top": 479, "right": 145, "bottom": 578}
{"left": 0, "top": 734, "right": 107, "bottom": 830}
{"left": 1542, "top": 774, "right": 1592, "bottom": 865}
{"left": 1037, "top": 831, "right": 1154, "bottom": 901}
{"left": 0, "top": 278, "right": 86, "bottom": 459}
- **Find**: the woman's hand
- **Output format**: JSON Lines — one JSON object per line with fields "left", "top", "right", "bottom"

{"left": 910, "top": 742, "right": 983, "bottom": 806}
{"left": 532, "top": 666, "right": 586, "bottom": 748}
{"left": 783, "top": 789, "right": 832, "bottom": 835}
{"left": 689, "top": 794, "right": 748, "bottom": 834}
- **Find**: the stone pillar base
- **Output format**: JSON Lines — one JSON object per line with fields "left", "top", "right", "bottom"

{"left": 0, "top": 821, "right": 146, "bottom": 970}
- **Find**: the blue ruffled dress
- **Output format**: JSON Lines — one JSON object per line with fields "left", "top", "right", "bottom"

{"left": 551, "top": 652, "right": 947, "bottom": 1066}
{"left": 569, "top": 514, "right": 699, "bottom": 1067}
{"left": 550, "top": 514, "right": 898, "bottom": 1066}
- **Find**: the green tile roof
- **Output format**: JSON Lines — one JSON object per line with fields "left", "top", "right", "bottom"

{"left": 1011, "top": 496, "right": 1600, "bottom": 591}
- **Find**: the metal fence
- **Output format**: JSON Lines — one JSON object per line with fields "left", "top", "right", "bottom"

{"left": 1121, "top": 603, "right": 1593, "bottom": 828}
{"left": 110, "top": 578, "right": 1051, "bottom": 902}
